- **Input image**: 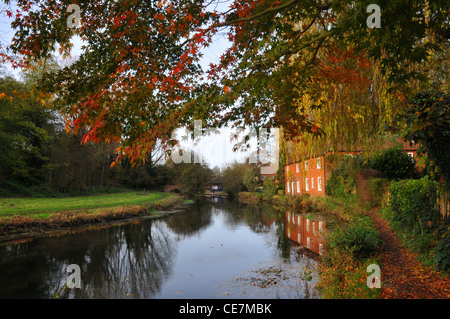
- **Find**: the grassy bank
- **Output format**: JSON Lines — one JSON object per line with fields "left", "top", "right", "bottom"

{"left": 0, "top": 191, "right": 170, "bottom": 218}
{"left": 313, "top": 196, "right": 382, "bottom": 299}
{"left": 239, "top": 191, "right": 382, "bottom": 298}
{"left": 0, "top": 191, "right": 184, "bottom": 241}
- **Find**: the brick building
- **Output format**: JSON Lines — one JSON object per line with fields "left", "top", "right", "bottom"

{"left": 284, "top": 139, "right": 421, "bottom": 197}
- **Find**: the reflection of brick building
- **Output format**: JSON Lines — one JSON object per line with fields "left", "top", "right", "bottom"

{"left": 285, "top": 211, "right": 326, "bottom": 256}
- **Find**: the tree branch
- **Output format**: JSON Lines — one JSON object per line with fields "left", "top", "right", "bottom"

{"left": 215, "top": 0, "right": 301, "bottom": 27}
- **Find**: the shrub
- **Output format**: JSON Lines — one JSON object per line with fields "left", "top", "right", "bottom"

{"left": 291, "top": 194, "right": 313, "bottom": 212}
{"left": 434, "top": 233, "right": 450, "bottom": 273}
{"left": 367, "top": 177, "right": 390, "bottom": 208}
{"left": 243, "top": 167, "right": 257, "bottom": 192}
{"left": 369, "top": 146, "right": 419, "bottom": 180}
{"left": 329, "top": 216, "right": 381, "bottom": 259}
{"left": 388, "top": 177, "right": 441, "bottom": 233}
{"left": 262, "top": 177, "right": 277, "bottom": 198}
{"left": 326, "top": 155, "right": 363, "bottom": 198}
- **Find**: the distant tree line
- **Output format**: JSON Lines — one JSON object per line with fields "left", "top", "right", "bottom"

{"left": 0, "top": 71, "right": 217, "bottom": 197}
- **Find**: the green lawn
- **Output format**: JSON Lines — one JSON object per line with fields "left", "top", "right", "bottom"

{"left": 0, "top": 191, "right": 169, "bottom": 218}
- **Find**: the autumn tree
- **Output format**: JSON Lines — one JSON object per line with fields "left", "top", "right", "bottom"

{"left": 3, "top": 0, "right": 448, "bottom": 164}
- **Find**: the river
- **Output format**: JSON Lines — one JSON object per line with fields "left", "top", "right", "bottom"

{"left": 0, "top": 198, "right": 333, "bottom": 299}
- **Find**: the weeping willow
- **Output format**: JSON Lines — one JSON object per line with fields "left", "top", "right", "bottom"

{"left": 283, "top": 43, "right": 406, "bottom": 164}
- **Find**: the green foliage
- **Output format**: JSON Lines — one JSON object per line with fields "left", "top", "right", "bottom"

{"left": 223, "top": 163, "right": 249, "bottom": 196}
{"left": 329, "top": 216, "right": 381, "bottom": 259}
{"left": 400, "top": 90, "right": 450, "bottom": 189}
{"left": 243, "top": 167, "right": 257, "bottom": 192}
{"left": 367, "top": 178, "right": 390, "bottom": 207}
{"left": 262, "top": 177, "right": 277, "bottom": 198}
{"left": 434, "top": 233, "right": 450, "bottom": 272}
{"left": 179, "top": 164, "right": 212, "bottom": 198}
{"left": 0, "top": 76, "right": 53, "bottom": 185}
{"left": 369, "top": 147, "right": 419, "bottom": 180}
{"left": 388, "top": 177, "right": 441, "bottom": 233}
{"left": 326, "top": 155, "right": 363, "bottom": 198}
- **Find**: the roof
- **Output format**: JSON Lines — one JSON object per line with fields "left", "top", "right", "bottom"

{"left": 210, "top": 176, "right": 225, "bottom": 184}
{"left": 261, "top": 163, "right": 277, "bottom": 175}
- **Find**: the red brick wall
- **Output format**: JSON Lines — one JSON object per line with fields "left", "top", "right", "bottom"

{"left": 285, "top": 156, "right": 327, "bottom": 197}
{"left": 303, "top": 157, "right": 326, "bottom": 197}
{"left": 285, "top": 148, "right": 423, "bottom": 198}
{"left": 285, "top": 163, "right": 303, "bottom": 196}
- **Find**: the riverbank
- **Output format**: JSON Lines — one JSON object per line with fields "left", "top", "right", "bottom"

{"left": 0, "top": 192, "right": 185, "bottom": 243}
{"left": 239, "top": 191, "right": 382, "bottom": 298}
{"left": 239, "top": 191, "right": 450, "bottom": 299}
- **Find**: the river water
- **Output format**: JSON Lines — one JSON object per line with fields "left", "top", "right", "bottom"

{"left": 0, "top": 199, "right": 332, "bottom": 299}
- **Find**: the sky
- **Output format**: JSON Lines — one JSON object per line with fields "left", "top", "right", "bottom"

{"left": 0, "top": 1, "right": 280, "bottom": 170}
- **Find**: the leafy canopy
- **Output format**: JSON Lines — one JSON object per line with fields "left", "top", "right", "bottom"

{"left": 3, "top": 0, "right": 448, "bottom": 164}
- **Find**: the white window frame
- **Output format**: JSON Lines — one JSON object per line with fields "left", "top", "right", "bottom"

{"left": 305, "top": 178, "right": 309, "bottom": 191}
{"left": 296, "top": 163, "right": 299, "bottom": 173}
{"left": 317, "top": 157, "right": 322, "bottom": 169}
{"left": 305, "top": 161, "right": 308, "bottom": 171}
{"left": 318, "top": 177, "right": 322, "bottom": 191}
{"left": 311, "top": 177, "right": 314, "bottom": 189}
{"left": 286, "top": 182, "right": 290, "bottom": 193}
{"left": 296, "top": 181, "right": 301, "bottom": 193}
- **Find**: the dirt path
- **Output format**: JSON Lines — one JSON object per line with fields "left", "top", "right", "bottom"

{"left": 367, "top": 209, "right": 450, "bottom": 299}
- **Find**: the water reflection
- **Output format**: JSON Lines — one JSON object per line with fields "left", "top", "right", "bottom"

{"left": 285, "top": 211, "right": 327, "bottom": 256}
{"left": 0, "top": 219, "right": 176, "bottom": 298}
{"left": 0, "top": 200, "right": 323, "bottom": 299}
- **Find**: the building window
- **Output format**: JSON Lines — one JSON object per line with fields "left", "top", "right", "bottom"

{"left": 305, "top": 161, "right": 308, "bottom": 171}
{"left": 297, "top": 215, "right": 301, "bottom": 225}
{"left": 319, "top": 243, "right": 324, "bottom": 256}
{"left": 305, "top": 178, "right": 309, "bottom": 191}
{"left": 317, "top": 157, "right": 322, "bottom": 169}
{"left": 286, "top": 166, "right": 289, "bottom": 172}
{"left": 306, "top": 219, "right": 310, "bottom": 231}
{"left": 318, "top": 177, "right": 322, "bottom": 191}
{"left": 296, "top": 163, "right": 299, "bottom": 173}
{"left": 297, "top": 181, "right": 301, "bottom": 193}
{"left": 298, "top": 233, "right": 301, "bottom": 244}
{"left": 286, "top": 182, "right": 290, "bottom": 193}
{"left": 307, "top": 237, "right": 311, "bottom": 249}
{"left": 311, "top": 177, "right": 314, "bottom": 189}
